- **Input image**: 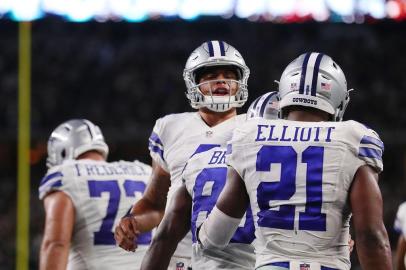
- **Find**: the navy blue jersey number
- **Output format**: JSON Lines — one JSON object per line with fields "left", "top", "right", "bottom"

{"left": 88, "top": 179, "right": 151, "bottom": 245}
{"left": 192, "top": 167, "right": 255, "bottom": 243}
{"left": 256, "top": 145, "right": 326, "bottom": 231}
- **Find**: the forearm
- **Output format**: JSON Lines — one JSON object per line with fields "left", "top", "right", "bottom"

{"left": 198, "top": 206, "right": 241, "bottom": 249}
{"left": 141, "top": 186, "right": 191, "bottom": 270}
{"left": 40, "top": 240, "right": 70, "bottom": 270}
{"left": 356, "top": 226, "right": 392, "bottom": 269}
{"left": 141, "top": 234, "right": 179, "bottom": 270}
{"left": 130, "top": 161, "right": 170, "bottom": 232}
{"left": 131, "top": 198, "right": 165, "bottom": 232}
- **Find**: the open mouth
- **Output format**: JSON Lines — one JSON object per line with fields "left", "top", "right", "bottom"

{"left": 211, "top": 88, "right": 229, "bottom": 96}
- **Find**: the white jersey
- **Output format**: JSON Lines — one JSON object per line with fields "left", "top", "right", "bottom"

{"left": 39, "top": 159, "right": 152, "bottom": 270}
{"left": 182, "top": 147, "right": 255, "bottom": 270}
{"left": 148, "top": 112, "right": 246, "bottom": 263}
{"left": 395, "top": 202, "right": 406, "bottom": 268}
{"left": 227, "top": 119, "right": 383, "bottom": 270}
{"left": 394, "top": 202, "right": 406, "bottom": 235}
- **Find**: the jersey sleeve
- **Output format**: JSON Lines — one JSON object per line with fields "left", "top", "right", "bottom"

{"left": 38, "top": 164, "right": 76, "bottom": 200}
{"left": 148, "top": 117, "right": 169, "bottom": 172}
{"left": 181, "top": 151, "right": 204, "bottom": 196}
{"left": 352, "top": 122, "right": 384, "bottom": 173}
{"left": 181, "top": 160, "right": 193, "bottom": 196}
{"left": 226, "top": 126, "right": 249, "bottom": 178}
{"left": 394, "top": 202, "right": 406, "bottom": 234}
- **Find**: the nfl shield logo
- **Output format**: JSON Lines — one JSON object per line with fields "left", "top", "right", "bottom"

{"left": 300, "top": 263, "right": 310, "bottom": 270}
{"left": 176, "top": 262, "right": 185, "bottom": 270}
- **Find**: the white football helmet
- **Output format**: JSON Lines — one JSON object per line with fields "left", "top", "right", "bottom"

{"left": 183, "top": 40, "right": 250, "bottom": 112}
{"left": 278, "top": 52, "right": 350, "bottom": 121}
{"left": 246, "top": 91, "right": 279, "bottom": 120}
{"left": 46, "top": 119, "right": 109, "bottom": 168}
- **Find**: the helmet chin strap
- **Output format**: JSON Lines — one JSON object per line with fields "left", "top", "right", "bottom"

{"left": 206, "top": 103, "right": 232, "bottom": 112}
{"left": 201, "top": 93, "right": 237, "bottom": 112}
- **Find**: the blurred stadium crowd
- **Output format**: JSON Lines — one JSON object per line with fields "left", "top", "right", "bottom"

{"left": 0, "top": 18, "right": 406, "bottom": 268}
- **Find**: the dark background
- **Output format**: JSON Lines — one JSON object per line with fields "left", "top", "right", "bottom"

{"left": 1, "top": 18, "right": 405, "bottom": 268}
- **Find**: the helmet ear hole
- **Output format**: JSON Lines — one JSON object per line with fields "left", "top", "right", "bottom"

{"left": 61, "top": 149, "right": 66, "bottom": 158}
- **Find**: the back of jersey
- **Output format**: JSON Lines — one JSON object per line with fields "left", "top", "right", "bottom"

{"left": 183, "top": 147, "right": 255, "bottom": 270}
{"left": 39, "top": 159, "right": 152, "bottom": 270}
{"left": 227, "top": 119, "right": 383, "bottom": 270}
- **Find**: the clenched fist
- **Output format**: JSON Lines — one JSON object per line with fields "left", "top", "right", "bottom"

{"left": 114, "top": 215, "right": 141, "bottom": 252}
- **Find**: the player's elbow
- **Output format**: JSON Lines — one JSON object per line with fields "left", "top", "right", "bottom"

{"left": 356, "top": 227, "right": 391, "bottom": 254}
{"left": 41, "top": 238, "right": 70, "bottom": 255}
{"left": 149, "top": 225, "right": 179, "bottom": 253}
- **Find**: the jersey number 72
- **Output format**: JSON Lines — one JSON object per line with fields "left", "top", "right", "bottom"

{"left": 87, "top": 179, "right": 151, "bottom": 245}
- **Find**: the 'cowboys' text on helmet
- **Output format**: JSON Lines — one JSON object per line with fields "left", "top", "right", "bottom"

{"left": 278, "top": 52, "right": 350, "bottom": 121}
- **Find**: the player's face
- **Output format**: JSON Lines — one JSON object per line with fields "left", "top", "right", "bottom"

{"left": 198, "top": 67, "right": 239, "bottom": 97}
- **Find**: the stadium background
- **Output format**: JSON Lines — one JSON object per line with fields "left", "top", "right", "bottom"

{"left": 1, "top": 1, "right": 406, "bottom": 269}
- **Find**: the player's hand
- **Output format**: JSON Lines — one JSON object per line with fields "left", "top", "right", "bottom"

{"left": 348, "top": 234, "right": 355, "bottom": 253}
{"left": 114, "top": 215, "right": 140, "bottom": 252}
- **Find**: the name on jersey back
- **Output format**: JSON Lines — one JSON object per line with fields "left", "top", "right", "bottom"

{"left": 74, "top": 163, "right": 149, "bottom": 177}
{"left": 255, "top": 124, "right": 336, "bottom": 143}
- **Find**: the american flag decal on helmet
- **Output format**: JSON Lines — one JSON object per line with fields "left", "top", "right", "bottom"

{"left": 321, "top": 82, "right": 331, "bottom": 90}
{"left": 300, "top": 263, "right": 311, "bottom": 270}
{"left": 176, "top": 262, "right": 185, "bottom": 270}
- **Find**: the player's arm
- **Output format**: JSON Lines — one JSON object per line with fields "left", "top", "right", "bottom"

{"left": 396, "top": 235, "right": 406, "bottom": 270}
{"left": 115, "top": 160, "right": 170, "bottom": 251}
{"left": 198, "top": 166, "right": 248, "bottom": 249}
{"left": 141, "top": 184, "right": 192, "bottom": 270}
{"left": 350, "top": 165, "right": 392, "bottom": 269}
{"left": 40, "top": 191, "right": 75, "bottom": 270}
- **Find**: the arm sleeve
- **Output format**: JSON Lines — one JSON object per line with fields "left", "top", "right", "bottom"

{"left": 225, "top": 128, "right": 247, "bottom": 179}
{"left": 148, "top": 118, "right": 169, "bottom": 172}
{"left": 197, "top": 206, "right": 242, "bottom": 250}
{"left": 353, "top": 123, "right": 384, "bottom": 173}
{"left": 181, "top": 160, "right": 193, "bottom": 195}
{"left": 38, "top": 164, "right": 76, "bottom": 200}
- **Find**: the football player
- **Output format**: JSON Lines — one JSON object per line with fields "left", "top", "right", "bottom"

{"left": 39, "top": 119, "right": 151, "bottom": 270}
{"left": 394, "top": 202, "right": 406, "bottom": 270}
{"left": 114, "top": 40, "right": 250, "bottom": 269}
{"left": 138, "top": 92, "right": 279, "bottom": 270}
{"left": 246, "top": 91, "right": 279, "bottom": 120}
{"left": 198, "top": 52, "right": 392, "bottom": 269}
